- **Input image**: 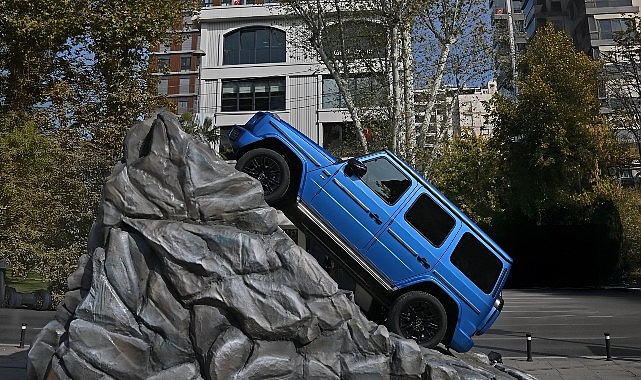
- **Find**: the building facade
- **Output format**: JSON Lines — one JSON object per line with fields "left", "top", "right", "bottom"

{"left": 197, "top": 1, "right": 364, "bottom": 157}
{"left": 152, "top": 16, "right": 203, "bottom": 115}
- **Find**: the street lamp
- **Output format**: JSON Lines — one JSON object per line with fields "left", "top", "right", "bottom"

{"left": 192, "top": 49, "right": 206, "bottom": 115}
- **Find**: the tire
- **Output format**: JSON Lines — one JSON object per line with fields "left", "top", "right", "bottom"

{"left": 236, "top": 148, "right": 290, "bottom": 204}
{"left": 387, "top": 291, "right": 447, "bottom": 348}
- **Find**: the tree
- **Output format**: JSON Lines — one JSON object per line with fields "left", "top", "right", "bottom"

{"left": 412, "top": 0, "right": 492, "bottom": 171}
{"left": 487, "top": 23, "right": 625, "bottom": 223}
{"left": 0, "top": 111, "right": 97, "bottom": 296}
{"left": 0, "top": 0, "right": 200, "bottom": 299}
{"left": 429, "top": 131, "right": 503, "bottom": 226}
{"left": 281, "top": 0, "right": 423, "bottom": 156}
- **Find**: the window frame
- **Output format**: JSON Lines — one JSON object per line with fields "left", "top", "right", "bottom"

{"left": 221, "top": 77, "right": 286, "bottom": 112}
{"left": 223, "top": 26, "right": 286, "bottom": 65}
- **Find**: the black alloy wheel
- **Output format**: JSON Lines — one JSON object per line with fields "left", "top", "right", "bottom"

{"left": 387, "top": 291, "right": 447, "bottom": 348}
{"left": 236, "top": 148, "right": 290, "bottom": 204}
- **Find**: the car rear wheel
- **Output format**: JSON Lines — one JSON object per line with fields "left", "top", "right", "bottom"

{"left": 387, "top": 291, "right": 447, "bottom": 348}
{"left": 236, "top": 148, "right": 290, "bottom": 204}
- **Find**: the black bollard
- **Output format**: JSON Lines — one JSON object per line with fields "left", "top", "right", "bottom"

{"left": 19, "top": 323, "right": 26, "bottom": 348}
{"left": 605, "top": 332, "right": 612, "bottom": 361}
{"left": 526, "top": 333, "right": 533, "bottom": 361}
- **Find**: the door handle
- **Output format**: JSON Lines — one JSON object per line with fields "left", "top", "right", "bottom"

{"left": 369, "top": 212, "right": 382, "bottom": 224}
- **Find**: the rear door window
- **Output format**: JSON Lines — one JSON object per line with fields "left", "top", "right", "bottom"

{"left": 450, "top": 232, "right": 503, "bottom": 294}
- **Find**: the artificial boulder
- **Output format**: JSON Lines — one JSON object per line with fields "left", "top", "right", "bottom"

{"left": 26, "top": 111, "right": 512, "bottom": 380}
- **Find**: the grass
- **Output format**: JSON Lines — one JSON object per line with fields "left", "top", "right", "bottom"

{"left": 3, "top": 275, "right": 50, "bottom": 293}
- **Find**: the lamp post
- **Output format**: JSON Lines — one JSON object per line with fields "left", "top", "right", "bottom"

{"left": 192, "top": 49, "right": 206, "bottom": 115}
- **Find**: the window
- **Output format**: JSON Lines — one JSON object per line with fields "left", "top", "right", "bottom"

{"left": 406, "top": 193, "right": 456, "bottom": 247}
{"left": 179, "top": 77, "right": 190, "bottom": 93}
{"left": 157, "top": 56, "right": 170, "bottom": 72}
{"left": 450, "top": 233, "right": 503, "bottom": 294}
{"left": 322, "top": 21, "right": 386, "bottom": 59}
{"left": 221, "top": 78, "right": 285, "bottom": 111}
{"left": 158, "top": 77, "right": 169, "bottom": 94}
{"left": 593, "top": 0, "right": 631, "bottom": 6}
{"left": 598, "top": 19, "right": 627, "bottom": 40}
{"left": 180, "top": 55, "right": 191, "bottom": 71}
{"left": 158, "top": 43, "right": 171, "bottom": 53}
{"left": 177, "top": 98, "right": 189, "bottom": 114}
{"left": 323, "top": 123, "right": 348, "bottom": 149}
{"left": 359, "top": 157, "right": 412, "bottom": 205}
{"left": 515, "top": 20, "right": 525, "bottom": 33}
{"left": 223, "top": 27, "right": 286, "bottom": 65}
{"left": 322, "top": 76, "right": 385, "bottom": 109}
{"left": 182, "top": 35, "right": 193, "bottom": 51}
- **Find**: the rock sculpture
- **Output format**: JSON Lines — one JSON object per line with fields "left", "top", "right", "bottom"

{"left": 26, "top": 111, "right": 512, "bottom": 379}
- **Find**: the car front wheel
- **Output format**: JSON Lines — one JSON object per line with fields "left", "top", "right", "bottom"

{"left": 387, "top": 291, "right": 447, "bottom": 348}
{"left": 236, "top": 148, "right": 290, "bottom": 204}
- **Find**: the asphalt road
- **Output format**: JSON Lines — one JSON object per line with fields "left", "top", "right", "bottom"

{"left": 0, "top": 308, "right": 55, "bottom": 348}
{"left": 1, "top": 288, "right": 640, "bottom": 361}
{"left": 474, "top": 288, "right": 641, "bottom": 360}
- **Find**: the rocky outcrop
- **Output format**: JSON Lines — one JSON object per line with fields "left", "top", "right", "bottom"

{"left": 26, "top": 111, "right": 512, "bottom": 379}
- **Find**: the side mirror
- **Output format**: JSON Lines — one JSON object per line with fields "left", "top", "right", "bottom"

{"left": 344, "top": 158, "right": 367, "bottom": 177}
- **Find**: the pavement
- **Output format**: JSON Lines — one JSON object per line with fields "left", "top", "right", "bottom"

{"left": 2, "top": 343, "right": 640, "bottom": 380}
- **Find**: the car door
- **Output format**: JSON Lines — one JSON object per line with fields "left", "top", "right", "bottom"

{"left": 307, "top": 152, "right": 415, "bottom": 252}
{"left": 365, "top": 189, "right": 461, "bottom": 285}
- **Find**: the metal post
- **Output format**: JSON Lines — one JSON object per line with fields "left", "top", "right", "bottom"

{"left": 605, "top": 332, "right": 612, "bottom": 361}
{"left": 526, "top": 333, "right": 533, "bottom": 361}
{"left": 192, "top": 49, "right": 206, "bottom": 115}
{"left": 19, "top": 323, "right": 26, "bottom": 348}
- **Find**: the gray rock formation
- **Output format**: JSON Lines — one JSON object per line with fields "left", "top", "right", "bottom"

{"left": 26, "top": 111, "right": 513, "bottom": 380}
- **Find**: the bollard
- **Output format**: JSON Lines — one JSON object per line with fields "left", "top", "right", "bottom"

{"left": 526, "top": 333, "right": 533, "bottom": 361}
{"left": 605, "top": 332, "right": 612, "bottom": 361}
{"left": 19, "top": 323, "right": 26, "bottom": 348}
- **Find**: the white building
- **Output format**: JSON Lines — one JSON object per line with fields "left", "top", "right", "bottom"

{"left": 197, "top": 1, "right": 354, "bottom": 157}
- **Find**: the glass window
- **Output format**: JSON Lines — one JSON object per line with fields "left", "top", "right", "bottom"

{"left": 322, "top": 78, "right": 342, "bottom": 108}
{"left": 180, "top": 55, "right": 191, "bottom": 71}
{"left": 223, "top": 27, "right": 286, "bottom": 65}
{"left": 179, "top": 77, "right": 190, "bottom": 93}
{"left": 158, "top": 77, "right": 169, "bottom": 94}
{"left": 322, "top": 75, "right": 385, "bottom": 109}
{"left": 359, "top": 157, "right": 412, "bottom": 205}
{"left": 157, "top": 56, "right": 170, "bottom": 72}
{"left": 322, "top": 21, "right": 386, "bottom": 59}
{"left": 182, "top": 34, "right": 193, "bottom": 51}
{"left": 406, "top": 194, "right": 456, "bottom": 247}
{"left": 221, "top": 77, "right": 285, "bottom": 111}
{"left": 598, "top": 19, "right": 627, "bottom": 40}
{"left": 450, "top": 233, "right": 503, "bottom": 294}
{"left": 177, "top": 98, "right": 189, "bottom": 114}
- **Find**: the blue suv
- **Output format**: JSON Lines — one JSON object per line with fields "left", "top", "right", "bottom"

{"left": 229, "top": 112, "right": 512, "bottom": 352}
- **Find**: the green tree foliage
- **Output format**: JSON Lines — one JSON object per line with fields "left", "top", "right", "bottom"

{"left": 0, "top": 0, "right": 199, "bottom": 300}
{"left": 429, "top": 131, "right": 503, "bottom": 226}
{"left": 487, "top": 23, "right": 624, "bottom": 223}
{"left": 0, "top": 112, "right": 97, "bottom": 296}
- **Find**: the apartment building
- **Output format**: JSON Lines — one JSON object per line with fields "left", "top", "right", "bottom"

{"left": 489, "top": 0, "right": 528, "bottom": 94}
{"left": 153, "top": 17, "right": 203, "bottom": 115}
{"left": 414, "top": 80, "right": 498, "bottom": 141}
{"left": 491, "top": 0, "right": 641, "bottom": 113}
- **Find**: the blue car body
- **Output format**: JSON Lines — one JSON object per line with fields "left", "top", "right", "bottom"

{"left": 229, "top": 111, "right": 512, "bottom": 352}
